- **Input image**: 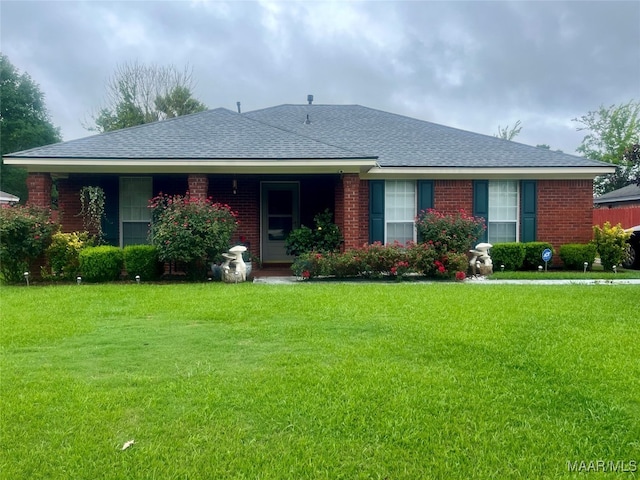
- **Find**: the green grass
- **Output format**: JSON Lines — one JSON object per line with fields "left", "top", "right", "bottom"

{"left": 489, "top": 268, "right": 640, "bottom": 280}
{"left": 1, "top": 283, "right": 638, "bottom": 479}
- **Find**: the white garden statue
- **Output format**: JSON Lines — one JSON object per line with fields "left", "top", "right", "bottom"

{"left": 469, "top": 242, "right": 493, "bottom": 276}
{"left": 222, "top": 245, "right": 247, "bottom": 283}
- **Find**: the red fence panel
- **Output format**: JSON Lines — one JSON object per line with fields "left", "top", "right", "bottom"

{"left": 593, "top": 206, "right": 640, "bottom": 229}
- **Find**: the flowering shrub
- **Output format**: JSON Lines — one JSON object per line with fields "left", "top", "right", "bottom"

{"left": 149, "top": 193, "right": 238, "bottom": 276}
{"left": 593, "top": 222, "right": 631, "bottom": 271}
{"left": 43, "top": 231, "right": 93, "bottom": 280}
{"left": 292, "top": 242, "right": 467, "bottom": 281}
{"left": 415, "top": 209, "right": 485, "bottom": 254}
{"left": 285, "top": 209, "right": 342, "bottom": 256}
{"left": 0, "top": 204, "right": 58, "bottom": 283}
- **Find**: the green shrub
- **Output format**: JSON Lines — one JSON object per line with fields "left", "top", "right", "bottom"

{"left": 490, "top": 243, "right": 526, "bottom": 271}
{"left": 123, "top": 245, "right": 160, "bottom": 281}
{"left": 559, "top": 243, "right": 598, "bottom": 270}
{"left": 79, "top": 246, "right": 123, "bottom": 282}
{"left": 523, "top": 242, "right": 554, "bottom": 270}
{"left": 149, "top": 193, "right": 238, "bottom": 279}
{"left": 285, "top": 209, "right": 342, "bottom": 256}
{"left": 415, "top": 209, "right": 485, "bottom": 254}
{"left": 0, "top": 205, "right": 58, "bottom": 283}
{"left": 44, "top": 231, "right": 93, "bottom": 280}
{"left": 592, "top": 222, "right": 631, "bottom": 271}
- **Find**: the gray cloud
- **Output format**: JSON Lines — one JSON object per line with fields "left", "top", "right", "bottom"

{"left": 1, "top": 0, "right": 638, "bottom": 154}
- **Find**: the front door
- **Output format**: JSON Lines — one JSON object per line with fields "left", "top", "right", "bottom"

{"left": 261, "top": 182, "right": 300, "bottom": 263}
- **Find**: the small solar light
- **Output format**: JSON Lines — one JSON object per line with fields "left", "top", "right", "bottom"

{"left": 135, "top": 275, "right": 141, "bottom": 284}
{"left": 613, "top": 265, "right": 617, "bottom": 274}
{"left": 583, "top": 261, "right": 588, "bottom": 273}
{"left": 77, "top": 276, "right": 82, "bottom": 285}
{"left": 23, "top": 271, "right": 30, "bottom": 287}
{"left": 538, "top": 266, "right": 543, "bottom": 272}
{"left": 500, "top": 264, "right": 505, "bottom": 273}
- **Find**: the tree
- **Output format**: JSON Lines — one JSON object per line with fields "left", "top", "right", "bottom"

{"left": 89, "top": 61, "right": 207, "bottom": 133}
{"left": 495, "top": 120, "right": 522, "bottom": 141}
{"left": 0, "top": 53, "right": 61, "bottom": 200}
{"left": 573, "top": 100, "right": 640, "bottom": 195}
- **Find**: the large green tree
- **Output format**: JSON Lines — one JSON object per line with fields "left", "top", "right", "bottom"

{"left": 0, "top": 53, "right": 61, "bottom": 200}
{"left": 573, "top": 100, "right": 640, "bottom": 195}
{"left": 89, "top": 61, "right": 207, "bottom": 133}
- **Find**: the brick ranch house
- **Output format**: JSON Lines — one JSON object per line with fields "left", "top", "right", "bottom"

{"left": 4, "top": 101, "right": 614, "bottom": 265}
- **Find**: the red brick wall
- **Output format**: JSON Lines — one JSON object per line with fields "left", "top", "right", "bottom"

{"left": 188, "top": 174, "right": 208, "bottom": 199}
{"left": 434, "top": 180, "right": 473, "bottom": 214}
{"left": 57, "top": 178, "right": 85, "bottom": 232}
{"left": 336, "top": 174, "right": 363, "bottom": 250}
{"left": 358, "top": 179, "right": 370, "bottom": 247}
{"left": 538, "top": 179, "right": 594, "bottom": 246}
{"left": 26, "top": 173, "right": 52, "bottom": 208}
{"left": 209, "top": 177, "right": 260, "bottom": 261}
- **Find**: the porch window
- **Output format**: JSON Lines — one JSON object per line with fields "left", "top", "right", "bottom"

{"left": 488, "top": 180, "right": 518, "bottom": 243}
{"left": 120, "top": 177, "right": 152, "bottom": 246}
{"left": 385, "top": 180, "right": 416, "bottom": 244}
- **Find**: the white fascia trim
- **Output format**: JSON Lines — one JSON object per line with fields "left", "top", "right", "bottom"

{"left": 3, "top": 157, "right": 378, "bottom": 174}
{"left": 361, "top": 166, "right": 616, "bottom": 180}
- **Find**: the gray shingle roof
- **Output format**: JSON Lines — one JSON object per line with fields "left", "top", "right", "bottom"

{"left": 245, "top": 104, "right": 607, "bottom": 168}
{"left": 5, "top": 103, "right": 609, "bottom": 170}
{"left": 5, "top": 108, "right": 372, "bottom": 160}
{"left": 594, "top": 183, "right": 640, "bottom": 204}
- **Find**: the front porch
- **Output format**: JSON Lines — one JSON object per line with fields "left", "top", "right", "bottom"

{"left": 27, "top": 172, "right": 370, "bottom": 265}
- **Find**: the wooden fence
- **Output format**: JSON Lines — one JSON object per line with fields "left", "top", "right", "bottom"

{"left": 593, "top": 205, "right": 640, "bottom": 228}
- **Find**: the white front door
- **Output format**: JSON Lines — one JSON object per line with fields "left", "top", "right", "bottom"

{"left": 261, "top": 182, "right": 300, "bottom": 263}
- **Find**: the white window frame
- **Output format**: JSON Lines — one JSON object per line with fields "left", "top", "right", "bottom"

{"left": 487, "top": 180, "right": 519, "bottom": 243}
{"left": 119, "top": 176, "right": 152, "bottom": 247}
{"left": 384, "top": 180, "right": 416, "bottom": 244}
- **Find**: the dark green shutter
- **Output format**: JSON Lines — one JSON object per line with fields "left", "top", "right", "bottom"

{"left": 473, "top": 180, "right": 489, "bottom": 243}
{"left": 369, "top": 180, "right": 385, "bottom": 243}
{"left": 101, "top": 176, "right": 119, "bottom": 247}
{"left": 417, "top": 180, "right": 434, "bottom": 212}
{"left": 520, "top": 180, "right": 537, "bottom": 242}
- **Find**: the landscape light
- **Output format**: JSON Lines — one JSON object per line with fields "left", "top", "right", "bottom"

{"left": 613, "top": 265, "right": 617, "bottom": 274}
{"left": 77, "top": 276, "right": 82, "bottom": 285}
{"left": 584, "top": 262, "right": 588, "bottom": 273}
{"left": 24, "top": 271, "right": 30, "bottom": 287}
{"left": 500, "top": 264, "right": 505, "bottom": 273}
{"left": 538, "top": 266, "right": 543, "bottom": 272}
{"left": 135, "top": 275, "right": 141, "bottom": 284}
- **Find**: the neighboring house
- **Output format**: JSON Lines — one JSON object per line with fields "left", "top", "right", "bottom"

{"left": 3, "top": 100, "right": 614, "bottom": 264}
{"left": 0, "top": 190, "right": 20, "bottom": 205}
{"left": 593, "top": 183, "right": 640, "bottom": 229}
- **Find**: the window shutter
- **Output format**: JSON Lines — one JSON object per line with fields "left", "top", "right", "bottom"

{"left": 473, "top": 180, "right": 489, "bottom": 243}
{"left": 417, "top": 180, "right": 434, "bottom": 212}
{"left": 520, "top": 180, "right": 537, "bottom": 242}
{"left": 102, "top": 176, "right": 119, "bottom": 247}
{"left": 369, "top": 180, "right": 385, "bottom": 243}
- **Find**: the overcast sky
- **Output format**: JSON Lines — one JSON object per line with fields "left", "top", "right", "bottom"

{"left": 2, "top": 0, "right": 639, "bottom": 154}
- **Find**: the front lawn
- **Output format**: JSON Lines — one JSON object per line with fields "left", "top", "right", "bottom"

{"left": 1, "top": 283, "right": 638, "bottom": 479}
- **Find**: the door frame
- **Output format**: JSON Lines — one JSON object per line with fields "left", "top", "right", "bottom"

{"left": 260, "top": 181, "right": 300, "bottom": 263}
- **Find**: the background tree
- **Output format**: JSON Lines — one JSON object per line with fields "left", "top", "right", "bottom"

{"left": 0, "top": 53, "right": 61, "bottom": 200}
{"left": 573, "top": 100, "right": 640, "bottom": 195}
{"left": 89, "top": 61, "right": 207, "bottom": 132}
{"left": 495, "top": 120, "right": 522, "bottom": 141}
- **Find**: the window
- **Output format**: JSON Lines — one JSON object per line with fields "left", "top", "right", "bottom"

{"left": 120, "top": 177, "right": 152, "bottom": 246}
{"left": 488, "top": 180, "right": 518, "bottom": 243}
{"left": 385, "top": 180, "right": 416, "bottom": 244}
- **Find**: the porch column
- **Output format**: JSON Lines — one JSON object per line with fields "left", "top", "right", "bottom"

{"left": 26, "top": 173, "right": 52, "bottom": 208}
{"left": 188, "top": 174, "right": 209, "bottom": 200}
{"left": 337, "top": 173, "right": 361, "bottom": 250}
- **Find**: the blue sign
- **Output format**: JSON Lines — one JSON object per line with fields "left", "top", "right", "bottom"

{"left": 542, "top": 248, "right": 552, "bottom": 262}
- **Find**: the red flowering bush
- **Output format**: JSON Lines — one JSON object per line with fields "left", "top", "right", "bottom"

{"left": 0, "top": 204, "right": 58, "bottom": 283}
{"left": 291, "top": 242, "right": 468, "bottom": 281}
{"left": 149, "top": 193, "right": 238, "bottom": 276}
{"left": 415, "top": 209, "right": 485, "bottom": 254}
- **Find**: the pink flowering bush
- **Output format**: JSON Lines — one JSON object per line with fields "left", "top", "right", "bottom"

{"left": 149, "top": 193, "right": 238, "bottom": 276}
{"left": 0, "top": 204, "right": 58, "bottom": 283}
{"left": 292, "top": 242, "right": 467, "bottom": 281}
{"left": 415, "top": 209, "right": 485, "bottom": 254}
